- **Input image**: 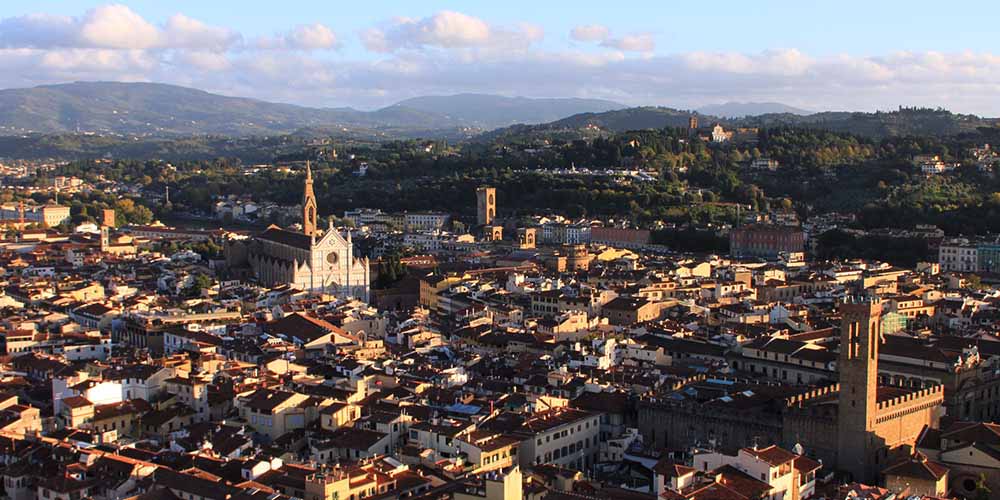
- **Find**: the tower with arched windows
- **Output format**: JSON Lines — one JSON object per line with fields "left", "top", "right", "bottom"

{"left": 302, "top": 161, "right": 318, "bottom": 238}
{"left": 477, "top": 186, "right": 496, "bottom": 226}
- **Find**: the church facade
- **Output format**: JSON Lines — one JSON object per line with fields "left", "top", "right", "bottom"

{"left": 226, "top": 164, "right": 370, "bottom": 301}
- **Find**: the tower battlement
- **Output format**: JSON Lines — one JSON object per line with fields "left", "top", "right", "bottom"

{"left": 785, "top": 383, "right": 840, "bottom": 408}
{"left": 877, "top": 384, "right": 944, "bottom": 413}
{"left": 842, "top": 295, "right": 882, "bottom": 305}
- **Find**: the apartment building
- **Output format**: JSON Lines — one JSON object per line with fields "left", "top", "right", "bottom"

{"left": 516, "top": 407, "right": 601, "bottom": 471}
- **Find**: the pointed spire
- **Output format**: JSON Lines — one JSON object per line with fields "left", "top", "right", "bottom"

{"left": 302, "top": 160, "right": 318, "bottom": 237}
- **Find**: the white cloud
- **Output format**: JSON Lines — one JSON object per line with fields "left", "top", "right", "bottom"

{"left": 3, "top": 5, "right": 1000, "bottom": 115}
{"left": 680, "top": 49, "right": 811, "bottom": 76}
{"left": 256, "top": 23, "right": 339, "bottom": 51}
{"left": 173, "top": 50, "right": 231, "bottom": 71}
{"left": 0, "top": 47, "right": 155, "bottom": 88}
{"left": 7, "top": 42, "right": 1000, "bottom": 115}
{"left": 360, "top": 28, "right": 390, "bottom": 53}
{"left": 601, "top": 33, "right": 655, "bottom": 52}
{"left": 519, "top": 23, "right": 545, "bottom": 43}
{"left": 0, "top": 13, "right": 77, "bottom": 48}
{"left": 571, "top": 25, "right": 653, "bottom": 53}
{"left": 163, "top": 14, "right": 240, "bottom": 51}
{"left": 286, "top": 24, "right": 338, "bottom": 50}
{"left": 570, "top": 24, "right": 609, "bottom": 42}
{"left": 0, "top": 5, "right": 238, "bottom": 51}
{"left": 362, "top": 11, "right": 541, "bottom": 53}
{"left": 77, "top": 4, "right": 161, "bottom": 49}
{"left": 413, "top": 11, "right": 490, "bottom": 47}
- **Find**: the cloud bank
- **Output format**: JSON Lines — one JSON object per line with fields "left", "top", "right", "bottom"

{"left": 1, "top": 4, "right": 1000, "bottom": 115}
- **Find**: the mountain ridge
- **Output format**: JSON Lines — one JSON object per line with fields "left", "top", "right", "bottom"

{"left": 697, "top": 101, "right": 811, "bottom": 117}
{"left": 482, "top": 105, "right": 999, "bottom": 140}
{"left": 0, "top": 82, "right": 624, "bottom": 137}
{"left": 393, "top": 93, "right": 623, "bottom": 128}
{"left": 1, "top": 82, "right": 996, "bottom": 140}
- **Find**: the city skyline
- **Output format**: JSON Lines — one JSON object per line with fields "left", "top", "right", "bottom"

{"left": 1, "top": 1, "right": 1000, "bottom": 114}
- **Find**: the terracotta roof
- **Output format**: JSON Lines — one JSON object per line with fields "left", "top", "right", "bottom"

{"left": 241, "top": 389, "right": 299, "bottom": 413}
{"left": 264, "top": 312, "right": 348, "bottom": 343}
{"left": 883, "top": 453, "right": 948, "bottom": 481}
{"left": 317, "top": 427, "right": 388, "bottom": 451}
{"left": 741, "top": 445, "right": 798, "bottom": 467}
{"left": 793, "top": 455, "right": 822, "bottom": 474}
{"left": 153, "top": 467, "right": 239, "bottom": 500}
{"left": 652, "top": 458, "right": 695, "bottom": 478}
{"left": 258, "top": 227, "right": 314, "bottom": 250}
{"left": 62, "top": 395, "right": 93, "bottom": 409}
{"left": 941, "top": 421, "right": 1000, "bottom": 446}
{"left": 603, "top": 296, "right": 651, "bottom": 312}
{"left": 713, "top": 464, "right": 772, "bottom": 498}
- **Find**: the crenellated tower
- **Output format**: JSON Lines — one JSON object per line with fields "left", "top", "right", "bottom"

{"left": 837, "top": 295, "right": 882, "bottom": 481}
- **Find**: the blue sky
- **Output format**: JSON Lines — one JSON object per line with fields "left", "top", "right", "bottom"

{"left": 2, "top": 1, "right": 999, "bottom": 113}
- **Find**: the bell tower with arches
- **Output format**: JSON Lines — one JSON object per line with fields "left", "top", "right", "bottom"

{"left": 302, "top": 161, "right": 318, "bottom": 237}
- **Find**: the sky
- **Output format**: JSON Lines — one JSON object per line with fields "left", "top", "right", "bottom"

{"left": 1, "top": 1, "right": 999, "bottom": 114}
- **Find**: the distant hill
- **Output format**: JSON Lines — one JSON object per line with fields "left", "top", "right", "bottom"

{"left": 0, "top": 82, "right": 625, "bottom": 137}
{"left": 1, "top": 82, "right": 995, "bottom": 141}
{"left": 393, "top": 94, "right": 623, "bottom": 129}
{"left": 474, "top": 107, "right": 701, "bottom": 143}
{"left": 0, "top": 82, "right": 474, "bottom": 136}
{"left": 547, "top": 107, "right": 699, "bottom": 131}
{"left": 697, "top": 101, "right": 811, "bottom": 118}
{"left": 483, "top": 105, "right": 999, "bottom": 140}
{"left": 0, "top": 82, "right": 352, "bottom": 136}
{"left": 739, "top": 108, "right": 998, "bottom": 138}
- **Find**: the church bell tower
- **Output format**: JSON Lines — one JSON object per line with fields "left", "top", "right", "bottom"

{"left": 302, "top": 161, "right": 318, "bottom": 237}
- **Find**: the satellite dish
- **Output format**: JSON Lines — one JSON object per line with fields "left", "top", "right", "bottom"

{"left": 793, "top": 443, "right": 805, "bottom": 455}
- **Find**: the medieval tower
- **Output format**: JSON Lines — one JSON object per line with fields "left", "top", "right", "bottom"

{"left": 477, "top": 186, "right": 496, "bottom": 226}
{"left": 100, "top": 225, "right": 110, "bottom": 251}
{"left": 837, "top": 296, "right": 883, "bottom": 481}
{"left": 101, "top": 208, "right": 116, "bottom": 228}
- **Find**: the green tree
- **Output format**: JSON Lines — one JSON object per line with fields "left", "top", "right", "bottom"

{"left": 186, "top": 273, "right": 213, "bottom": 296}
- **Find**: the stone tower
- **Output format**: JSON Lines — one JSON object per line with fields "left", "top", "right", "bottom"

{"left": 485, "top": 225, "right": 503, "bottom": 242}
{"left": 302, "top": 162, "right": 318, "bottom": 237}
{"left": 100, "top": 225, "right": 110, "bottom": 251}
{"left": 477, "top": 186, "right": 496, "bottom": 226}
{"left": 837, "top": 296, "right": 883, "bottom": 481}
{"left": 101, "top": 209, "right": 116, "bottom": 228}
{"left": 688, "top": 115, "right": 698, "bottom": 130}
{"left": 517, "top": 227, "right": 536, "bottom": 249}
